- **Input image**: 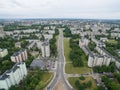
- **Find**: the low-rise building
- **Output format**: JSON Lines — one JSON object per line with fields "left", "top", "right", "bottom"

{"left": 15, "top": 42, "right": 21, "bottom": 48}
{"left": 0, "top": 48, "right": 8, "bottom": 58}
{"left": 0, "top": 62, "right": 27, "bottom": 90}
{"left": 30, "top": 59, "right": 46, "bottom": 70}
{"left": 11, "top": 49, "right": 28, "bottom": 62}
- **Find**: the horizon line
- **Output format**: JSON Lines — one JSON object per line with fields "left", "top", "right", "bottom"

{"left": 0, "top": 17, "right": 120, "bottom": 20}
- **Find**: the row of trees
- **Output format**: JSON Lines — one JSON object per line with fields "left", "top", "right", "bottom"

{"left": 113, "top": 73, "right": 120, "bottom": 83}
{"left": 75, "top": 79, "right": 92, "bottom": 90}
{"left": 101, "top": 75, "right": 120, "bottom": 90}
{"left": 63, "top": 27, "right": 72, "bottom": 37}
{"left": 49, "top": 29, "right": 59, "bottom": 57}
{"left": 88, "top": 41, "right": 96, "bottom": 51}
{"left": 4, "top": 24, "right": 42, "bottom": 31}
{"left": 69, "top": 37, "right": 87, "bottom": 67}
{"left": 74, "top": 76, "right": 106, "bottom": 90}
{"left": 63, "top": 26, "right": 81, "bottom": 38}
{"left": 93, "top": 62, "right": 116, "bottom": 73}
{"left": 0, "top": 37, "right": 19, "bottom": 74}
{"left": 105, "top": 39, "right": 120, "bottom": 58}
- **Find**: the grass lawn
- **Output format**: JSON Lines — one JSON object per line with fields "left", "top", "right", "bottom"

{"left": 64, "top": 38, "right": 72, "bottom": 62}
{"left": 65, "top": 63, "right": 91, "bottom": 74}
{"left": 68, "top": 77, "right": 97, "bottom": 90}
{"left": 35, "top": 72, "right": 53, "bottom": 90}
{"left": 107, "top": 39, "right": 118, "bottom": 44}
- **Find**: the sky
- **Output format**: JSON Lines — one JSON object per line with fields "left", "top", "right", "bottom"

{"left": 0, "top": 0, "right": 120, "bottom": 19}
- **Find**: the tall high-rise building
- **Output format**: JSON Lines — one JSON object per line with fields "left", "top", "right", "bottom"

{"left": 41, "top": 39, "right": 50, "bottom": 57}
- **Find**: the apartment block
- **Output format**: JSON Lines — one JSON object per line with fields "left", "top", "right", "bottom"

{"left": 0, "top": 62, "right": 27, "bottom": 90}
{"left": 41, "top": 39, "right": 50, "bottom": 57}
{"left": 11, "top": 49, "right": 28, "bottom": 62}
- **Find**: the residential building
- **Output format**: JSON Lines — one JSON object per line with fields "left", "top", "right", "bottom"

{"left": 96, "top": 46, "right": 120, "bottom": 69}
{"left": 0, "top": 48, "right": 8, "bottom": 58}
{"left": 79, "top": 37, "right": 89, "bottom": 48}
{"left": 0, "top": 62, "right": 27, "bottom": 90}
{"left": 48, "top": 30, "right": 55, "bottom": 34}
{"left": 41, "top": 39, "right": 50, "bottom": 57}
{"left": 43, "top": 34, "right": 53, "bottom": 40}
{"left": 88, "top": 54, "right": 111, "bottom": 67}
{"left": 11, "top": 49, "right": 28, "bottom": 62}
{"left": 15, "top": 42, "right": 21, "bottom": 48}
{"left": 81, "top": 46, "right": 110, "bottom": 67}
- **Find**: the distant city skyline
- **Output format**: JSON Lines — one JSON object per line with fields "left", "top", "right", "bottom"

{"left": 0, "top": 0, "right": 120, "bottom": 19}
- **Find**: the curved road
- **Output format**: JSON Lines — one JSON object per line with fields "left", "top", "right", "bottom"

{"left": 47, "top": 30, "right": 72, "bottom": 90}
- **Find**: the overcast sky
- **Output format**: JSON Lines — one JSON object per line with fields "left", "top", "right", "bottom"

{"left": 0, "top": 0, "right": 120, "bottom": 19}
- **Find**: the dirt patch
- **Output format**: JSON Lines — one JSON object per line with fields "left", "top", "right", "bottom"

{"left": 53, "top": 79, "right": 67, "bottom": 90}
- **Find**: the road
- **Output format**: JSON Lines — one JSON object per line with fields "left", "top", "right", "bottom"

{"left": 47, "top": 30, "right": 72, "bottom": 90}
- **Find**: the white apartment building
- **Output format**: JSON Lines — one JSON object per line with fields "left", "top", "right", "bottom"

{"left": 0, "top": 62, "right": 27, "bottom": 90}
{"left": 0, "top": 48, "right": 8, "bottom": 58}
{"left": 81, "top": 46, "right": 110, "bottom": 67}
{"left": 96, "top": 46, "right": 120, "bottom": 69}
{"left": 43, "top": 34, "right": 53, "bottom": 40}
{"left": 79, "top": 37, "right": 90, "bottom": 48}
{"left": 41, "top": 40, "right": 50, "bottom": 57}
{"left": 15, "top": 42, "right": 21, "bottom": 48}
{"left": 11, "top": 49, "right": 28, "bottom": 62}
{"left": 48, "top": 30, "right": 55, "bottom": 34}
{"left": 88, "top": 54, "right": 111, "bottom": 67}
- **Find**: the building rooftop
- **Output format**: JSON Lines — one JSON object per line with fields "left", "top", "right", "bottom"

{"left": 0, "top": 48, "right": 6, "bottom": 52}
{"left": 42, "top": 39, "right": 49, "bottom": 46}
{"left": 0, "top": 71, "right": 9, "bottom": 80}
{"left": 84, "top": 46, "right": 94, "bottom": 56}
{"left": 30, "top": 59, "right": 45, "bottom": 69}
{"left": 12, "top": 49, "right": 26, "bottom": 56}
{"left": 0, "top": 62, "right": 25, "bottom": 80}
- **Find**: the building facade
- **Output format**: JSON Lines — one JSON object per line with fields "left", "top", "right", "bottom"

{"left": 88, "top": 54, "right": 111, "bottom": 67}
{"left": 11, "top": 49, "right": 28, "bottom": 62}
{"left": 41, "top": 39, "right": 50, "bottom": 57}
{"left": 0, "top": 62, "right": 27, "bottom": 90}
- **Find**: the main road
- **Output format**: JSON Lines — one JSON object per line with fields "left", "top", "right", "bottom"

{"left": 47, "top": 30, "right": 72, "bottom": 90}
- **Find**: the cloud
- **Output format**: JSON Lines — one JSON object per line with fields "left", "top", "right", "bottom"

{"left": 0, "top": 0, "right": 120, "bottom": 19}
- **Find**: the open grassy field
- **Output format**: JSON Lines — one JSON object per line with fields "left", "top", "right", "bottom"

{"left": 68, "top": 77, "right": 97, "bottom": 90}
{"left": 65, "top": 63, "right": 91, "bottom": 74}
{"left": 64, "top": 38, "right": 72, "bottom": 62}
{"left": 35, "top": 72, "right": 53, "bottom": 90}
{"left": 107, "top": 39, "right": 118, "bottom": 44}
{"left": 55, "top": 35, "right": 59, "bottom": 47}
